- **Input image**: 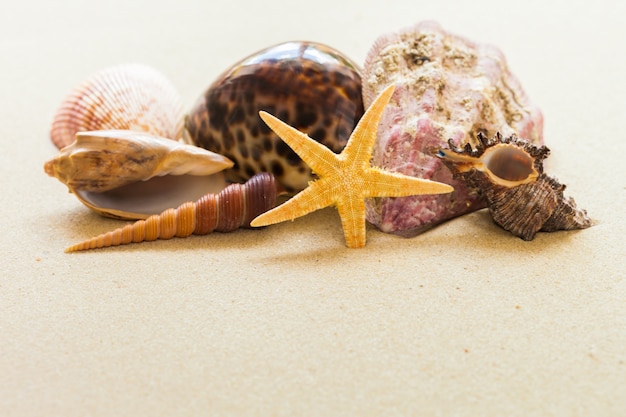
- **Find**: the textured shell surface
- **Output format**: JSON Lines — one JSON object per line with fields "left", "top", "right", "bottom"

{"left": 362, "top": 21, "right": 545, "bottom": 237}
{"left": 439, "top": 132, "right": 593, "bottom": 240}
{"left": 44, "top": 130, "right": 234, "bottom": 219}
{"left": 65, "top": 173, "right": 279, "bottom": 252}
{"left": 184, "top": 41, "right": 364, "bottom": 193}
{"left": 50, "top": 63, "right": 184, "bottom": 149}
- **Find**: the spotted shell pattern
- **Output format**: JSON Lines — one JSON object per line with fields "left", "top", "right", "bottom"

{"left": 184, "top": 41, "right": 364, "bottom": 193}
{"left": 439, "top": 133, "right": 593, "bottom": 240}
{"left": 65, "top": 173, "right": 279, "bottom": 252}
{"left": 50, "top": 63, "right": 184, "bottom": 149}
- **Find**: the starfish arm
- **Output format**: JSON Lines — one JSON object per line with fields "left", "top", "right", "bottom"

{"left": 336, "top": 197, "right": 367, "bottom": 248}
{"left": 250, "top": 182, "right": 336, "bottom": 227}
{"left": 341, "top": 84, "right": 395, "bottom": 168}
{"left": 362, "top": 168, "right": 454, "bottom": 198}
{"left": 259, "top": 111, "right": 339, "bottom": 176}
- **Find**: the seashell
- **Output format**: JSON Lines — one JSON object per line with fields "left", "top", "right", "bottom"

{"left": 438, "top": 132, "right": 593, "bottom": 240}
{"left": 44, "top": 129, "right": 234, "bottom": 219}
{"left": 183, "top": 41, "right": 364, "bottom": 193}
{"left": 361, "top": 21, "right": 545, "bottom": 237}
{"left": 50, "top": 63, "right": 184, "bottom": 149}
{"left": 65, "top": 172, "right": 279, "bottom": 252}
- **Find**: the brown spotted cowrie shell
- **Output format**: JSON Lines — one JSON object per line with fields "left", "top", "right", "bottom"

{"left": 183, "top": 41, "right": 364, "bottom": 193}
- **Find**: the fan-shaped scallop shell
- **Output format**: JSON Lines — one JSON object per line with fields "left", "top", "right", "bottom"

{"left": 65, "top": 172, "right": 279, "bottom": 252}
{"left": 183, "top": 41, "right": 364, "bottom": 193}
{"left": 439, "top": 132, "right": 593, "bottom": 240}
{"left": 50, "top": 63, "right": 184, "bottom": 149}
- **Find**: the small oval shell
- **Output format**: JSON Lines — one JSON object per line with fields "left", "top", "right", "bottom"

{"left": 184, "top": 41, "right": 364, "bottom": 193}
{"left": 50, "top": 63, "right": 184, "bottom": 149}
{"left": 439, "top": 132, "right": 593, "bottom": 240}
{"left": 44, "top": 130, "right": 234, "bottom": 219}
{"left": 65, "top": 172, "right": 279, "bottom": 252}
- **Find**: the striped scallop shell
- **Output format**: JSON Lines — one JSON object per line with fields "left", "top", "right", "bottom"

{"left": 50, "top": 63, "right": 184, "bottom": 149}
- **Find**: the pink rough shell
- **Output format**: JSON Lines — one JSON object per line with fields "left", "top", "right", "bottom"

{"left": 362, "top": 21, "right": 544, "bottom": 237}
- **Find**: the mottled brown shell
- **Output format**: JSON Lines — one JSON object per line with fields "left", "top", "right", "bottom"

{"left": 184, "top": 41, "right": 364, "bottom": 193}
{"left": 65, "top": 172, "right": 279, "bottom": 252}
{"left": 439, "top": 132, "right": 593, "bottom": 240}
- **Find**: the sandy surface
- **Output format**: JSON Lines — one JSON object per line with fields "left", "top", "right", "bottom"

{"left": 1, "top": 0, "right": 624, "bottom": 415}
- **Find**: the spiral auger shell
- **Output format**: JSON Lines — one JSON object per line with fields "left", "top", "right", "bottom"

{"left": 65, "top": 173, "right": 278, "bottom": 252}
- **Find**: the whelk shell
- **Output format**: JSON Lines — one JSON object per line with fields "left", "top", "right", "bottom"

{"left": 439, "top": 132, "right": 593, "bottom": 240}
{"left": 361, "top": 21, "right": 544, "bottom": 237}
{"left": 50, "top": 63, "right": 184, "bottom": 149}
{"left": 184, "top": 41, "right": 364, "bottom": 193}
{"left": 44, "top": 130, "right": 234, "bottom": 219}
{"left": 65, "top": 172, "right": 279, "bottom": 252}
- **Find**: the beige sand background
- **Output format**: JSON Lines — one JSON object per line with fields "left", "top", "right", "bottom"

{"left": 1, "top": 0, "right": 624, "bottom": 415}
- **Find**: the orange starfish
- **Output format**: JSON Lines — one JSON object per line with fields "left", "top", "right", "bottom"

{"left": 250, "top": 84, "right": 454, "bottom": 248}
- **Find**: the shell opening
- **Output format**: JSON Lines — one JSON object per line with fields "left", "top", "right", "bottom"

{"left": 481, "top": 144, "right": 538, "bottom": 187}
{"left": 75, "top": 173, "right": 228, "bottom": 220}
{"left": 483, "top": 145, "right": 534, "bottom": 182}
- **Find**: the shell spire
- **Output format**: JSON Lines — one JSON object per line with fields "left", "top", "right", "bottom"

{"left": 65, "top": 173, "right": 279, "bottom": 252}
{"left": 439, "top": 132, "right": 593, "bottom": 240}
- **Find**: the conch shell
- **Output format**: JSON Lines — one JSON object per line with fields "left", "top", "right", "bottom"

{"left": 44, "top": 130, "right": 234, "bottom": 219}
{"left": 50, "top": 63, "right": 184, "bottom": 149}
{"left": 65, "top": 172, "right": 279, "bottom": 252}
{"left": 439, "top": 132, "right": 593, "bottom": 240}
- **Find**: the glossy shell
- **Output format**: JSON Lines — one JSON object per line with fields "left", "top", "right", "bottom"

{"left": 50, "top": 63, "right": 184, "bottom": 149}
{"left": 361, "top": 21, "right": 545, "bottom": 237}
{"left": 439, "top": 132, "right": 593, "bottom": 240}
{"left": 184, "top": 41, "right": 364, "bottom": 193}
{"left": 65, "top": 173, "right": 279, "bottom": 252}
{"left": 44, "top": 130, "right": 233, "bottom": 219}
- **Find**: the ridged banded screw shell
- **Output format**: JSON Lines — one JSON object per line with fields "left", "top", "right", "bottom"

{"left": 439, "top": 132, "right": 593, "bottom": 240}
{"left": 184, "top": 41, "right": 364, "bottom": 193}
{"left": 65, "top": 172, "right": 279, "bottom": 252}
{"left": 361, "top": 21, "right": 545, "bottom": 237}
{"left": 44, "top": 130, "right": 233, "bottom": 219}
{"left": 50, "top": 63, "right": 184, "bottom": 149}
